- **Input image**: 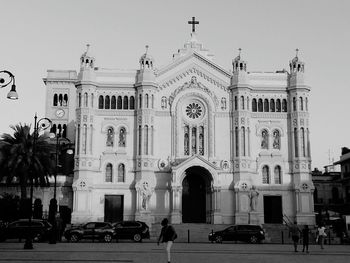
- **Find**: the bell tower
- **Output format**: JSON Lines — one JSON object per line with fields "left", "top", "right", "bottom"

{"left": 288, "top": 49, "right": 314, "bottom": 225}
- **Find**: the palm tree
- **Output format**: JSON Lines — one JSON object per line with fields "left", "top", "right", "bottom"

{"left": 0, "top": 124, "right": 55, "bottom": 200}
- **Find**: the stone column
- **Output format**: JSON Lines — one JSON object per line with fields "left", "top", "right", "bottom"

{"left": 212, "top": 186, "right": 222, "bottom": 224}
{"left": 170, "top": 186, "right": 181, "bottom": 224}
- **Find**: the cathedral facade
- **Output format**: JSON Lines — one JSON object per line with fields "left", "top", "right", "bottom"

{"left": 44, "top": 26, "right": 314, "bottom": 226}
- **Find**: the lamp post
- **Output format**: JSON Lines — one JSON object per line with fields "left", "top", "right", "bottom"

{"left": 49, "top": 134, "right": 73, "bottom": 244}
{"left": 0, "top": 70, "right": 18, "bottom": 99}
{"left": 24, "top": 114, "right": 52, "bottom": 249}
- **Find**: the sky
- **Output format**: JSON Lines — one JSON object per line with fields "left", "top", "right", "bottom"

{"left": 0, "top": 0, "right": 349, "bottom": 170}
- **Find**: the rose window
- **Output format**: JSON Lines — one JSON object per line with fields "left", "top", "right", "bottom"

{"left": 186, "top": 103, "right": 202, "bottom": 119}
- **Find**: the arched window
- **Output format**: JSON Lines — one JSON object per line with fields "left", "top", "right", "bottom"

{"left": 294, "top": 128, "right": 298, "bottom": 157}
{"left": 90, "top": 94, "right": 93, "bottom": 108}
{"left": 63, "top": 94, "right": 68, "bottom": 106}
{"left": 105, "top": 95, "right": 110, "bottom": 109}
{"left": 300, "top": 128, "right": 305, "bottom": 157}
{"left": 119, "top": 127, "right": 126, "bottom": 147}
{"left": 258, "top": 99, "right": 263, "bottom": 112}
{"left": 270, "top": 99, "right": 275, "bottom": 112}
{"left": 84, "top": 92, "right": 88, "bottom": 107}
{"left": 252, "top": 98, "right": 257, "bottom": 112}
{"left": 139, "top": 94, "right": 142, "bottom": 109}
{"left": 264, "top": 99, "right": 269, "bottom": 112}
{"left": 78, "top": 93, "right": 81, "bottom": 108}
{"left": 144, "top": 125, "right": 149, "bottom": 155}
{"left": 62, "top": 124, "right": 67, "bottom": 138}
{"left": 184, "top": 126, "right": 189, "bottom": 155}
{"left": 262, "top": 165, "right": 270, "bottom": 184}
{"left": 241, "top": 96, "right": 245, "bottom": 110}
{"left": 199, "top": 126, "right": 204, "bottom": 155}
{"left": 261, "top": 129, "right": 269, "bottom": 149}
{"left": 83, "top": 124, "right": 87, "bottom": 154}
{"left": 293, "top": 97, "right": 297, "bottom": 111}
{"left": 145, "top": 94, "right": 149, "bottom": 108}
{"left": 273, "top": 130, "right": 280, "bottom": 150}
{"left": 300, "top": 97, "right": 303, "bottom": 111}
{"left": 123, "top": 96, "right": 128, "bottom": 109}
{"left": 282, "top": 99, "right": 287, "bottom": 112}
{"left": 274, "top": 166, "right": 281, "bottom": 184}
{"left": 130, "top": 96, "right": 135, "bottom": 109}
{"left": 276, "top": 99, "right": 281, "bottom": 112}
{"left": 98, "top": 95, "right": 104, "bottom": 109}
{"left": 247, "top": 97, "right": 249, "bottom": 110}
{"left": 50, "top": 124, "right": 57, "bottom": 134}
{"left": 118, "top": 164, "right": 125, "bottom": 182}
{"left": 106, "top": 127, "right": 114, "bottom": 146}
{"left": 111, "top": 96, "right": 116, "bottom": 109}
{"left": 192, "top": 127, "right": 197, "bottom": 155}
{"left": 151, "top": 94, "right": 154, "bottom": 109}
{"left": 106, "top": 163, "right": 113, "bottom": 182}
{"left": 305, "top": 98, "right": 308, "bottom": 111}
{"left": 241, "top": 127, "right": 245, "bottom": 156}
{"left": 117, "top": 96, "right": 122, "bottom": 109}
{"left": 138, "top": 125, "right": 142, "bottom": 155}
{"left": 235, "top": 127, "right": 239, "bottom": 157}
{"left": 57, "top": 124, "right": 62, "bottom": 136}
{"left": 77, "top": 125, "right": 80, "bottom": 154}
{"left": 53, "top": 94, "right": 58, "bottom": 106}
{"left": 234, "top": 96, "right": 238, "bottom": 110}
{"left": 59, "top": 94, "right": 63, "bottom": 106}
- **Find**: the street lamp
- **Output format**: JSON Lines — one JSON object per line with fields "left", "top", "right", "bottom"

{"left": 24, "top": 114, "right": 52, "bottom": 250}
{"left": 48, "top": 133, "right": 73, "bottom": 244}
{"left": 0, "top": 70, "right": 18, "bottom": 99}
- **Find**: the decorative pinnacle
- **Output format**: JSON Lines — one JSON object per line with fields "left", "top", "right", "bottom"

{"left": 238, "top": 48, "right": 242, "bottom": 56}
{"left": 295, "top": 48, "right": 299, "bottom": 57}
{"left": 86, "top": 44, "right": 90, "bottom": 52}
{"left": 145, "top": 45, "right": 149, "bottom": 54}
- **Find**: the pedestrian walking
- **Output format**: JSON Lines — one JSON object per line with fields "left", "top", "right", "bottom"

{"left": 290, "top": 221, "right": 300, "bottom": 252}
{"left": 317, "top": 224, "right": 327, "bottom": 249}
{"left": 157, "top": 218, "right": 177, "bottom": 263}
{"left": 302, "top": 225, "right": 310, "bottom": 253}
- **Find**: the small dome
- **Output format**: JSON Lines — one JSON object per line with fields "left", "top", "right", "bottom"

{"left": 81, "top": 44, "right": 94, "bottom": 59}
{"left": 139, "top": 45, "right": 154, "bottom": 69}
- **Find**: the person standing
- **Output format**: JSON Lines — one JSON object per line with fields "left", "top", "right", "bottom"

{"left": 157, "top": 218, "right": 177, "bottom": 263}
{"left": 317, "top": 224, "right": 327, "bottom": 249}
{"left": 302, "top": 225, "right": 310, "bottom": 253}
{"left": 290, "top": 221, "right": 300, "bottom": 252}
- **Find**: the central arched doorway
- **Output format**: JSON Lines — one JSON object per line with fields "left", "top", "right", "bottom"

{"left": 182, "top": 166, "right": 212, "bottom": 223}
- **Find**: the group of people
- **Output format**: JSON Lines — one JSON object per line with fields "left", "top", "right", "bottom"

{"left": 290, "top": 221, "right": 328, "bottom": 253}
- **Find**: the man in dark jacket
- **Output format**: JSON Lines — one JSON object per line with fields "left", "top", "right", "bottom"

{"left": 157, "top": 218, "right": 177, "bottom": 263}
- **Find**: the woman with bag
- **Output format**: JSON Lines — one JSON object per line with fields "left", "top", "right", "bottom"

{"left": 157, "top": 218, "right": 177, "bottom": 263}
{"left": 317, "top": 224, "right": 327, "bottom": 249}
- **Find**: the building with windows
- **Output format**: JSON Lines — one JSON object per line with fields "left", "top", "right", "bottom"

{"left": 43, "top": 21, "right": 314, "bottom": 226}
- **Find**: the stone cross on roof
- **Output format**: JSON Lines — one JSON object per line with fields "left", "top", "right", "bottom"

{"left": 188, "top": 17, "right": 199, "bottom": 33}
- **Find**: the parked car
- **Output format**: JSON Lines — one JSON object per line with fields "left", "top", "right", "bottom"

{"left": 112, "top": 221, "right": 150, "bottom": 242}
{"left": 208, "top": 224, "right": 265, "bottom": 244}
{"left": 0, "top": 219, "right": 52, "bottom": 242}
{"left": 63, "top": 222, "right": 116, "bottom": 243}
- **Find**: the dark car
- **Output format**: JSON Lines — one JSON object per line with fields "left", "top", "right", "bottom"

{"left": 112, "top": 221, "right": 150, "bottom": 242}
{"left": 63, "top": 222, "right": 116, "bottom": 243}
{"left": 209, "top": 224, "right": 265, "bottom": 244}
{"left": 0, "top": 219, "right": 52, "bottom": 242}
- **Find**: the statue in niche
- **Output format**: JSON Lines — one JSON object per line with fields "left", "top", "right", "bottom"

{"left": 106, "top": 128, "right": 114, "bottom": 146}
{"left": 141, "top": 181, "right": 153, "bottom": 210}
{"left": 273, "top": 130, "right": 280, "bottom": 149}
{"left": 249, "top": 186, "right": 259, "bottom": 211}
{"left": 119, "top": 128, "right": 126, "bottom": 147}
{"left": 261, "top": 130, "right": 268, "bottom": 149}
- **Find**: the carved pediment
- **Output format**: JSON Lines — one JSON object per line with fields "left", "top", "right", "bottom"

{"left": 168, "top": 76, "right": 219, "bottom": 108}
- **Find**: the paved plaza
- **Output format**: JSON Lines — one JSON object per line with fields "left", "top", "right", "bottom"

{"left": 0, "top": 241, "right": 349, "bottom": 263}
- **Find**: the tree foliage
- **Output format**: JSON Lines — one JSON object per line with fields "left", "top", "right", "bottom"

{"left": 0, "top": 124, "right": 55, "bottom": 199}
